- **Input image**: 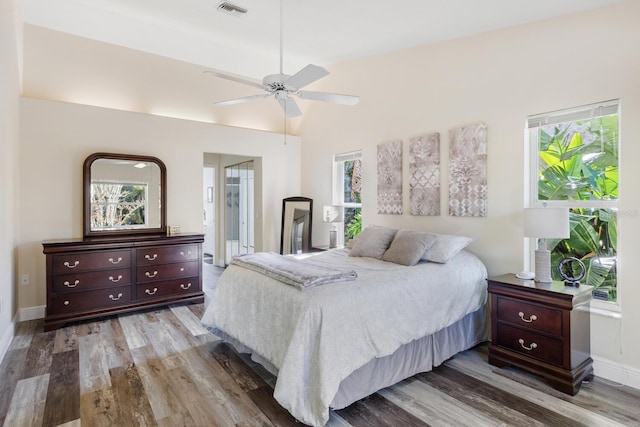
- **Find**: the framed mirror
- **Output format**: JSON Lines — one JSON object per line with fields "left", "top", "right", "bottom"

{"left": 83, "top": 153, "right": 167, "bottom": 237}
{"left": 280, "top": 197, "right": 313, "bottom": 254}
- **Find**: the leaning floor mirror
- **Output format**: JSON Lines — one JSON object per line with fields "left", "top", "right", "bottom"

{"left": 280, "top": 197, "right": 313, "bottom": 254}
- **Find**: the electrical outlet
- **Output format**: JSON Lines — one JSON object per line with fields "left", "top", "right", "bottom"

{"left": 21, "top": 274, "right": 30, "bottom": 286}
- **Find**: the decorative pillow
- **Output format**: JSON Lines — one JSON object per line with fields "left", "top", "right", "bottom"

{"left": 421, "top": 233, "right": 474, "bottom": 263}
{"left": 382, "top": 230, "right": 438, "bottom": 266}
{"left": 349, "top": 225, "right": 397, "bottom": 259}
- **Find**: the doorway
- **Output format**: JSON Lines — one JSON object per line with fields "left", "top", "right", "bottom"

{"left": 203, "top": 166, "right": 215, "bottom": 265}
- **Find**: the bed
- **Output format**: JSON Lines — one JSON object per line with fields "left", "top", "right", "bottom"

{"left": 201, "top": 230, "right": 489, "bottom": 427}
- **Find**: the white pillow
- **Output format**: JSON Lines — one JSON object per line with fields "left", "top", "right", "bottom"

{"left": 350, "top": 225, "right": 397, "bottom": 259}
{"left": 421, "top": 233, "right": 474, "bottom": 263}
{"left": 382, "top": 230, "right": 438, "bottom": 266}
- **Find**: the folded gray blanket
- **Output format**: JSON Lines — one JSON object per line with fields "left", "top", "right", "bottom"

{"left": 230, "top": 252, "right": 357, "bottom": 290}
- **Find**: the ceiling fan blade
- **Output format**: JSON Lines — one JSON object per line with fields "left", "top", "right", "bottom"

{"left": 283, "top": 64, "right": 329, "bottom": 90}
{"left": 278, "top": 96, "right": 302, "bottom": 117}
{"left": 204, "top": 70, "right": 266, "bottom": 90}
{"left": 214, "top": 93, "right": 271, "bottom": 106}
{"left": 296, "top": 90, "right": 360, "bottom": 106}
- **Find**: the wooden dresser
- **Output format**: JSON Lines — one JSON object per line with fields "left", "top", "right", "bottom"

{"left": 488, "top": 274, "right": 593, "bottom": 395}
{"left": 43, "top": 233, "right": 204, "bottom": 331}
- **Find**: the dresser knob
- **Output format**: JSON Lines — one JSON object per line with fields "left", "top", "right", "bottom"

{"left": 63, "top": 300, "right": 70, "bottom": 306}
{"left": 145, "top": 254, "right": 158, "bottom": 261}
{"left": 180, "top": 251, "right": 192, "bottom": 257}
{"left": 145, "top": 288, "right": 158, "bottom": 295}
{"left": 109, "top": 293, "right": 123, "bottom": 301}
{"left": 63, "top": 280, "right": 79, "bottom": 288}
{"left": 108, "top": 257, "right": 123, "bottom": 264}
{"left": 180, "top": 283, "right": 191, "bottom": 290}
{"left": 518, "top": 312, "right": 537, "bottom": 323}
{"left": 63, "top": 261, "right": 80, "bottom": 269}
{"left": 109, "top": 275, "right": 123, "bottom": 283}
{"left": 518, "top": 338, "right": 538, "bottom": 351}
{"left": 145, "top": 271, "right": 158, "bottom": 278}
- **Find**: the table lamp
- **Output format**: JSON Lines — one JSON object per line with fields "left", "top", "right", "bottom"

{"left": 523, "top": 207, "right": 570, "bottom": 283}
{"left": 323, "top": 205, "right": 343, "bottom": 249}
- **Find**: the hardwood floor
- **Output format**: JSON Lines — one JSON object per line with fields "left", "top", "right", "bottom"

{"left": 1, "top": 302, "right": 639, "bottom": 426}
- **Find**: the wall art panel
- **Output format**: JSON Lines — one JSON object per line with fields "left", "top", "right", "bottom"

{"left": 409, "top": 133, "right": 440, "bottom": 216}
{"left": 377, "top": 140, "right": 403, "bottom": 214}
{"left": 448, "top": 123, "right": 487, "bottom": 217}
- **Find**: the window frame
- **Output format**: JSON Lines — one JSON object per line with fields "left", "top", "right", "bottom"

{"left": 526, "top": 99, "right": 621, "bottom": 311}
{"left": 332, "top": 150, "right": 362, "bottom": 246}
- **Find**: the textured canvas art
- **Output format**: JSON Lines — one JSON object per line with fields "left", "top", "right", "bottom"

{"left": 377, "top": 140, "right": 403, "bottom": 214}
{"left": 409, "top": 133, "right": 440, "bottom": 216}
{"left": 449, "top": 123, "right": 488, "bottom": 217}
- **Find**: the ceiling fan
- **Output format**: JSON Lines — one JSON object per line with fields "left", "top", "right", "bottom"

{"left": 204, "top": 0, "right": 359, "bottom": 118}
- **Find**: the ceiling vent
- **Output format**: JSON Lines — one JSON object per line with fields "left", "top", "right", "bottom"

{"left": 217, "top": 1, "right": 248, "bottom": 16}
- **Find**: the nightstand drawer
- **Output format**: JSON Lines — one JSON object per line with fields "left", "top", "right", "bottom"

{"left": 496, "top": 323, "right": 563, "bottom": 366}
{"left": 496, "top": 296, "right": 562, "bottom": 337}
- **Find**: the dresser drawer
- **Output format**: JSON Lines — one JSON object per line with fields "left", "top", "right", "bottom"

{"left": 496, "top": 296, "right": 562, "bottom": 337}
{"left": 50, "top": 286, "right": 132, "bottom": 315}
{"left": 137, "top": 277, "right": 201, "bottom": 300}
{"left": 136, "top": 261, "right": 199, "bottom": 283}
{"left": 136, "top": 244, "right": 200, "bottom": 266}
{"left": 496, "top": 323, "right": 563, "bottom": 366}
{"left": 52, "top": 268, "right": 132, "bottom": 293}
{"left": 52, "top": 250, "right": 131, "bottom": 274}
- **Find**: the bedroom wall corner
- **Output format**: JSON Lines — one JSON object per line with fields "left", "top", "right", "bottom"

{"left": 0, "top": 0, "right": 22, "bottom": 363}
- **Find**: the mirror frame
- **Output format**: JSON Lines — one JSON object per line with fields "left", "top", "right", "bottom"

{"left": 83, "top": 152, "right": 167, "bottom": 238}
{"left": 280, "top": 196, "right": 313, "bottom": 254}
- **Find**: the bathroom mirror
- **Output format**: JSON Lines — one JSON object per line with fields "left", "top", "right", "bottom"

{"left": 83, "top": 153, "right": 166, "bottom": 237}
{"left": 280, "top": 197, "right": 313, "bottom": 254}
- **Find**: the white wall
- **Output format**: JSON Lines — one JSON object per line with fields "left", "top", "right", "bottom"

{"left": 0, "top": 0, "right": 21, "bottom": 362}
{"left": 18, "top": 98, "right": 301, "bottom": 311}
{"left": 298, "top": 1, "right": 640, "bottom": 388}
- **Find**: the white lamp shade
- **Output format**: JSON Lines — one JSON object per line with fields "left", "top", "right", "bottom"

{"left": 523, "top": 208, "right": 570, "bottom": 239}
{"left": 323, "top": 205, "right": 343, "bottom": 223}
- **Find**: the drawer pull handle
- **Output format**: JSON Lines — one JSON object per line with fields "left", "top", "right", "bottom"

{"left": 518, "top": 338, "right": 538, "bottom": 351}
{"left": 108, "top": 257, "right": 123, "bottom": 264}
{"left": 63, "top": 300, "right": 70, "bottom": 306}
{"left": 180, "top": 283, "right": 191, "bottom": 290}
{"left": 145, "top": 254, "right": 158, "bottom": 261}
{"left": 518, "top": 312, "right": 538, "bottom": 323}
{"left": 145, "top": 288, "right": 158, "bottom": 295}
{"left": 180, "top": 267, "right": 185, "bottom": 272}
{"left": 180, "top": 251, "right": 192, "bottom": 257}
{"left": 109, "top": 293, "right": 123, "bottom": 301}
{"left": 64, "top": 261, "right": 79, "bottom": 269}
{"left": 109, "top": 275, "right": 123, "bottom": 283}
{"left": 63, "top": 280, "right": 79, "bottom": 288}
{"left": 145, "top": 271, "right": 158, "bottom": 278}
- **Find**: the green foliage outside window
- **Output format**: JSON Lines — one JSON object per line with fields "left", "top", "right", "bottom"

{"left": 538, "top": 115, "right": 618, "bottom": 300}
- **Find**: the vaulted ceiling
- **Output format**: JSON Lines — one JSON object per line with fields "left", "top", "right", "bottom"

{"left": 20, "top": 0, "right": 626, "bottom": 80}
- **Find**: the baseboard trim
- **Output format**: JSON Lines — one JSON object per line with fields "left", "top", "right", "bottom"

{"left": 593, "top": 355, "right": 640, "bottom": 390}
{"left": 19, "top": 305, "right": 45, "bottom": 322}
{"left": 0, "top": 314, "right": 16, "bottom": 365}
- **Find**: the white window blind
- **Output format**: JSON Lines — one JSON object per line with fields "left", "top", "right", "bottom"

{"left": 527, "top": 99, "right": 619, "bottom": 129}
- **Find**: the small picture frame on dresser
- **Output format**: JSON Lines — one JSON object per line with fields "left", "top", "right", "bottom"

{"left": 167, "top": 225, "right": 181, "bottom": 236}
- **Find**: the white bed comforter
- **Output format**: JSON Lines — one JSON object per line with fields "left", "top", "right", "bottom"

{"left": 201, "top": 249, "right": 487, "bottom": 426}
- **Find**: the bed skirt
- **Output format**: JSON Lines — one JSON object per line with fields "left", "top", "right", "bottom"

{"left": 213, "top": 303, "right": 490, "bottom": 412}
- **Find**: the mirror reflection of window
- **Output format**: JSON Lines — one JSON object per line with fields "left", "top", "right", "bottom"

{"left": 91, "top": 181, "right": 147, "bottom": 229}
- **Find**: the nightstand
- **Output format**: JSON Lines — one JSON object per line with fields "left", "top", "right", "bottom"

{"left": 487, "top": 274, "right": 593, "bottom": 395}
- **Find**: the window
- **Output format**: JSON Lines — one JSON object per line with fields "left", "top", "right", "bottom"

{"left": 91, "top": 181, "right": 148, "bottom": 230}
{"left": 333, "top": 151, "right": 362, "bottom": 245}
{"left": 528, "top": 99, "right": 620, "bottom": 302}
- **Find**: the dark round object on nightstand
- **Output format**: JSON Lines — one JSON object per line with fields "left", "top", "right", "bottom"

{"left": 558, "top": 257, "right": 586, "bottom": 286}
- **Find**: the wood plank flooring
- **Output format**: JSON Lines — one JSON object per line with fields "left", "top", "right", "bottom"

{"left": 1, "top": 303, "right": 639, "bottom": 427}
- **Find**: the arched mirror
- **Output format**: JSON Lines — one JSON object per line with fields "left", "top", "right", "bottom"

{"left": 280, "top": 197, "right": 313, "bottom": 254}
{"left": 83, "top": 153, "right": 166, "bottom": 237}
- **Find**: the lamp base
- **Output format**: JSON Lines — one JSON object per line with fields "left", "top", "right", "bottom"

{"left": 534, "top": 249, "right": 552, "bottom": 283}
{"left": 329, "top": 230, "right": 337, "bottom": 249}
